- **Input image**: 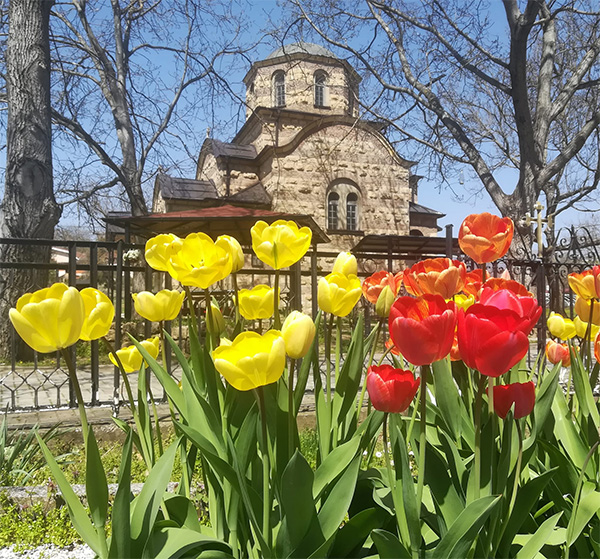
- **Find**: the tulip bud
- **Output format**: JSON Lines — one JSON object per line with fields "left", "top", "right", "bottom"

{"left": 545, "top": 340, "right": 571, "bottom": 367}
{"left": 575, "top": 297, "right": 600, "bottom": 326}
{"left": 375, "top": 285, "right": 395, "bottom": 317}
{"left": 282, "top": 311, "right": 316, "bottom": 358}
{"left": 206, "top": 301, "right": 226, "bottom": 335}
{"left": 109, "top": 337, "right": 160, "bottom": 373}
{"left": 332, "top": 251, "right": 358, "bottom": 276}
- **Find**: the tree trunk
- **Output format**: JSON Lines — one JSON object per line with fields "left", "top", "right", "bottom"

{"left": 0, "top": 0, "right": 61, "bottom": 359}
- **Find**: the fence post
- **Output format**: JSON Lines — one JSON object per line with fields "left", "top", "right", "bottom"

{"left": 90, "top": 245, "right": 99, "bottom": 405}
{"left": 445, "top": 224, "right": 453, "bottom": 257}
{"left": 113, "top": 240, "right": 124, "bottom": 415}
{"left": 537, "top": 260, "right": 546, "bottom": 356}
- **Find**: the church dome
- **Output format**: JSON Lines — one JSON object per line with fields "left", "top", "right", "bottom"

{"left": 266, "top": 41, "right": 337, "bottom": 60}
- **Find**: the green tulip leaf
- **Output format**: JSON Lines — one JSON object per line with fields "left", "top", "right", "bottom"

{"left": 432, "top": 357, "right": 462, "bottom": 440}
{"left": 277, "top": 451, "right": 317, "bottom": 554}
{"left": 86, "top": 428, "right": 109, "bottom": 533}
{"left": 571, "top": 350, "right": 600, "bottom": 429}
{"left": 430, "top": 495, "right": 500, "bottom": 559}
{"left": 294, "top": 312, "right": 321, "bottom": 414}
{"left": 143, "top": 527, "right": 234, "bottom": 559}
{"left": 36, "top": 434, "right": 102, "bottom": 557}
{"left": 131, "top": 335, "right": 186, "bottom": 413}
{"left": 329, "top": 507, "right": 389, "bottom": 558}
{"left": 515, "top": 512, "right": 564, "bottom": 558}
{"left": 313, "top": 436, "right": 361, "bottom": 500}
{"left": 130, "top": 438, "right": 180, "bottom": 556}
{"left": 108, "top": 428, "right": 133, "bottom": 559}
{"left": 552, "top": 389, "right": 589, "bottom": 472}
{"left": 497, "top": 467, "right": 558, "bottom": 557}
{"left": 371, "top": 529, "right": 412, "bottom": 559}
{"left": 567, "top": 486, "right": 600, "bottom": 546}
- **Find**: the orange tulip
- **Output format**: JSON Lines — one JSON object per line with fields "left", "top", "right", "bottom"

{"left": 362, "top": 271, "right": 402, "bottom": 304}
{"left": 403, "top": 258, "right": 466, "bottom": 299}
{"left": 595, "top": 333, "right": 600, "bottom": 362}
{"left": 458, "top": 213, "right": 514, "bottom": 263}
{"left": 568, "top": 267, "right": 600, "bottom": 300}
{"left": 483, "top": 277, "right": 533, "bottom": 297}
{"left": 545, "top": 340, "right": 571, "bottom": 367}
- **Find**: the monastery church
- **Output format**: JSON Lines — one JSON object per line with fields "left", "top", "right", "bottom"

{"left": 151, "top": 42, "right": 443, "bottom": 252}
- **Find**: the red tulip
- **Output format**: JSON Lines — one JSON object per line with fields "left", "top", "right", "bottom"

{"left": 493, "top": 382, "right": 535, "bottom": 419}
{"left": 545, "top": 340, "right": 571, "bottom": 367}
{"left": 403, "top": 258, "right": 466, "bottom": 299}
{"left": 457, "top": 299, "right": 532, "bottom": 377}
{"left": 459, "top": 213, "right": 514, "bottom": 264}
{"left": 479, "top": 287, "right": 542, "bottom": 335}
{"left": 389, "top": 294, "right": 456, "bottom": 366}
{"left": 366, "top": 365, "right": 420, "bottom": 413}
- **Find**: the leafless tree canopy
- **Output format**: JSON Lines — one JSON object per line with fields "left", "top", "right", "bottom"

{"left": 288, "top": 0, "right": 600, "bottom": 232}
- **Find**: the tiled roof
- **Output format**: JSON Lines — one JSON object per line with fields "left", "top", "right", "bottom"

{"left": 409, "top": 201, "right": 445, "bottom": 217}
{"left": 228, "top": 183, "right": 271, "bottom": 206}
{"left": 267, "top": 42, "right": 337, "bottom": 60}
{"left": 210, "top": 139, "right": 257, "bottom": 160}
{"left": 157, "top": 174, "right": 218, "bottom": 201}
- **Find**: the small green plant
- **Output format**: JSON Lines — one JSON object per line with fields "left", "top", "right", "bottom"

{"left": 0, "top": 412, "right": 67, "bottom": 486}
{"left": 0, "top": 492, "right": 81, "bottom": 550}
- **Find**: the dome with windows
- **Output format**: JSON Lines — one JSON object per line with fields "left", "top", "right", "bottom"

{"left": 266, "top": 41, "right": 337, "bottom": 60}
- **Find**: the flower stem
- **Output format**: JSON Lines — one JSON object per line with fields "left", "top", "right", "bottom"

{"left": 333, "top": 316, "right": 342, "bottom": 447}
{"left": 232, "top": 273, "right": 241, "bottom": 324}
{"left": 474, "top": 375, "right": 486, "bottom": 501}
{"left": 383, "top": 413, "right": 411, "bottom": 547}
{"left": 288, "top": 358, "right": 297, "bottom": 458}
{"left": 415, "top": 365, "right": 429, "bottom": 508}
{"left": 61, "top": 348, "right": 89, "bottom": 446}
{"left": 357, "top": 320, "right": 382, "bottom": 417}
{"left": 325, "top": 314, "right": 333, "bottom": 405}
{"left": 255, "top": 387, "right": 272, "bottom": 551}
{"left": 273, "top": 270, "right": 281, "bottom": 330}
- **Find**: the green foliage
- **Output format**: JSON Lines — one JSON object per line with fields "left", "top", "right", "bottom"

{"left": 0, "top": 413, "right": 67, "bottom": 486}
{"left": 0, "top": 493, "right": 81, "bottom": 550}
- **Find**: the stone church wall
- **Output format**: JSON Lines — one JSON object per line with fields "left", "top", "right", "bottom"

{"left": 261, "top": 124, "right": 411, "bottom": 252}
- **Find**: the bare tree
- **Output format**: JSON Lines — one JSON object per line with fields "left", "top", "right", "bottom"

{"left": 49, "top": 0, "right": 253, "bottom": 219}
{"left": 289, "top": 0, "right": 600, "bottom": 253}
{"left": 0, "top": 0, "right": 60, "bottom": 358}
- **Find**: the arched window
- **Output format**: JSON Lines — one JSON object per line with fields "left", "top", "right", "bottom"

{"left": 314, "top": 71, "right": 328, "bottom": 107}
{"left": 327, "top": 192, "right": 339, "bottom": 230}
{"left": 273, "top": 71, "right": 286, "bottom": 107}
{"left": 346, "top": 193, "right": 358, "bottom": 231}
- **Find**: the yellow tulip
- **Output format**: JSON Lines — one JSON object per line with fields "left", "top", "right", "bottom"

{"left": 251, "top": 220, "right": 312, "bottom": 269}
{"left": 132, "top": 289, "right": 185, "bottom": 322}
{"left": 213, "top": 330, "right": 286, "bottom": 391}
{"left": 318, "top": 273, "right": 362, "bottom": 317}
{"left": 453, "top": 293, "right": 476, "bottom": 311}
{"left": 80, "top": 288, "right": 114, "bottom": 341}
{"left": 238, "top": 284, "right": 275, "bottom": 320}
{"left": 547, "top": 312, "right": 577, "bottom": 340}
{"left": 574, "top": 316, "right": 599, "bottom": 339}
{"left": 282, "top": 311, "right": 316, "bottom": 358}
{"left": 216, "top": 235, "right": 245, "bottom": 273}
{"left": 9, "top": 283, "right": 84, "bottom": 354}
{"left": 332, "top": 252, "right": 358, "bottom": 276}
{"left": 145, "top": 233, "right": 182, "bottom": 272}
{"left": 575, "top": 297, "right": 600, "bottom": 326}
{"left": 109, "top": 337, "right": 160, "bottom": 373}
{"left": 168, "top": 232, "right": 233, "bottom": 289}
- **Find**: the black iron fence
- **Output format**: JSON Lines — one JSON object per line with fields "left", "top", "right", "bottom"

{"left": 0, "top": 229, "right": 598, "bottom": 413}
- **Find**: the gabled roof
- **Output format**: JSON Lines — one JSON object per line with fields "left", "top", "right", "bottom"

{"left": 209, "top": 139, "right": 257, "bottom": 160}
{"left": 228, "top": 183, "right": 271, "bottom": 206}
{"left": 103, "top": 205, "right": 330, "bottom": 245}
{"left": 409, "top": 201, "right": 445, "bottom": 217}
{"left": 156, "top": 173, "right": 218, "bottom": 201}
